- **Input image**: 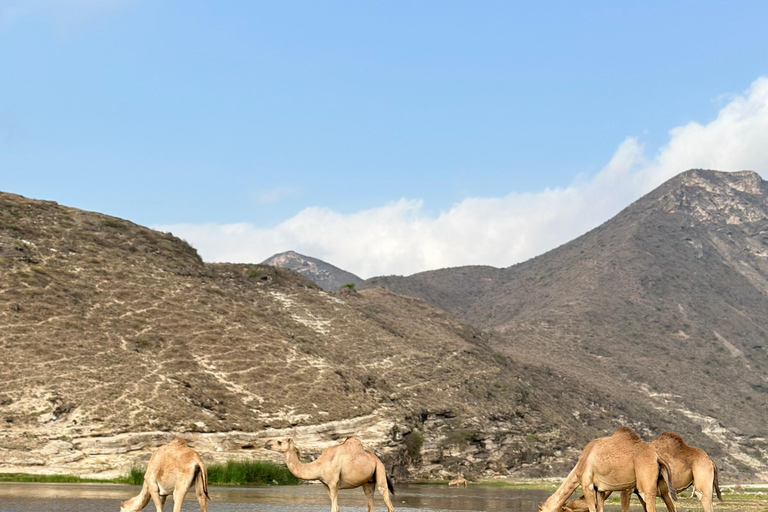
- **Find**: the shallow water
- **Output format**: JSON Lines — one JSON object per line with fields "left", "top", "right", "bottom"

{"left": 0, "top": 482, "right": 636, "bottom": 512}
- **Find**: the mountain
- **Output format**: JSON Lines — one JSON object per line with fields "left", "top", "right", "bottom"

{"left": 3, "top": 171, "right": 767, "bottom": 482}
{"left": 262, "top": 251, "right": 363, "bottom": 291}
{"left": 364, "top": 169, "right": 768, "bottom": 476}
{"left": 0, "top": 191, "right": 657, "bottom": 481}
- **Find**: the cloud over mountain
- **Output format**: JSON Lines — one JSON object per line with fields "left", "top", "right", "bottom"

{"left": 158, "top": 78, "right": 768, "bottom": 277}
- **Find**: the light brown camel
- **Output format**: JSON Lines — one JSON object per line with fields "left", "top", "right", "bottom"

{"left": 448, "top": 477, "right": 468, "bottom": 488}
{"left": 563, "top": 432, "right": 722, "bottom": 512}
{"left": 120, "top": 438, "right": 209, "bottom": 512}
{"left": 265, "top": 436, "right": 395, "bottom": 512}
{"left": 538, "top": 427, "right": 677, "bottom": 512}
{"left": 619, "top": 432, "right": 721, "bottom": 512}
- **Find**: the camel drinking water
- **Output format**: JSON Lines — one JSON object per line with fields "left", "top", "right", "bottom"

{"left": 265, "top": 436, "right": 395, "bottom": 512}
{"left": 448, "top": 477, "right": 468, "bottom": 488}
{"left": 120, "top": 438, "right": 209, "bottom": 512}
{"left": 562, "top": 431, "right": 721, "bottom": 512}
{"left": 539, "top": 427, "right": 677, "bottom": 512}
{"left": 620, "top": 432, "right": 721, "bottom": 512}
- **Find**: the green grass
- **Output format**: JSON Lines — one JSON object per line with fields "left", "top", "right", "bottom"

{"left": 0, "top": 473, "right": 115, "bottom": 483}
{"left": 207, "top": 461, "right": 299, "bottom": 486}
{"left": 0, "top": 461, "right": 298, "bottom": 487}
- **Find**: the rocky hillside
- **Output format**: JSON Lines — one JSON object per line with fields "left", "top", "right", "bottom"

{"left": 3, "top": 172, "right": 767, "bottom": 482}
{"left": 0, "top": 191, "right": 669, "bottom": 481}
{"left": 262, "top": 251, "right": 363, "bottom": 291}
{"left": 365, "top": 169, "right": 768, "bottom": 478}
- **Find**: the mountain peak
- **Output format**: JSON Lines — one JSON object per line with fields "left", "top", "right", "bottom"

{"left": 262, "top": 251, "right": 363, "bottom": 290}
{"left": 649, "top": 169, "right": 767, "bottom": 225}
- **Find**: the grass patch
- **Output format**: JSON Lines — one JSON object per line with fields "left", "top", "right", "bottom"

{"left": 207, "top": 461, "right": 299, "bottom": 486}
{"left": 0, "top": 473, "right": 114, "bottom": 483}
{"left": 0, "top": 461, "right": 297, "bottom": 487}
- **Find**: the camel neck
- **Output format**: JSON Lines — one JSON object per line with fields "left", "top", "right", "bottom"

{"left": 284, "top": 446, "right": 322, "bottom": 481}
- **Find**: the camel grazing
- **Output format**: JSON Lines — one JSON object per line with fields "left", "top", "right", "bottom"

{"left": 120, "top": 438, "right": 209, "bottom": 512}
{"left": 448, "top": 477, "right": 468, "bottom": 488}
{"left": 565, "top": 432, "right": 723, "bottom": 512}
{"left": 265, "top": 436, "right": 395, "bottom": 512}
{"left": 618, "top": 432, "right": 721, "bottom": 512}
{"left": 538, "top": 427, "right": 677, "bottom": 512}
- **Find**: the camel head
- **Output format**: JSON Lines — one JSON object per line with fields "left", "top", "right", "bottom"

{"left": 264, "top": 437, "right": 295, "bottom": 453}
{"left": 119, "top": 496, "right": 139, "bottom": 512}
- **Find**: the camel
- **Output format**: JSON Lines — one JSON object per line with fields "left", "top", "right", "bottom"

{"left": 538, "top": 427, "right": 677, "bottom": 512}
{"left": 265, "top": 436, "right": 395, "bottom": 512}
{"left": 448, "top": 477, "right": 468, "bottom": 488}
{"left": 620, "top": 432, "right": 721, "bottom": 512}
{"left": 562, "top": 432, "right": 722, "bottom": 512}
{"left": 120, "top": 438, "right": 209, "bottom": 512}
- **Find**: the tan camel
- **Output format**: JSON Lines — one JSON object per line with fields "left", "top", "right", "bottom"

{"left": 265, "top": 436, "right": 395, "bottom": 512}
{"left": 120, "top": 438, "right": 209, "bottom": 512}
{"left": 563, "top": 432, "right": 722, "bottom": 512}
{"left": 448, "top": 477, "right": 468, "bottom": 488}
{"left": 619, "top": 432, "right": 721, "bottom": 512}
{"left": 538, "top": 427, "right": 677, "bottom": 512}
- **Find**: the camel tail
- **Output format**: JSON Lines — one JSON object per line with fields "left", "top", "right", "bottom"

{"left": 658, "top": 457, "right": 677, "bottom": 501}
{"left": 386, "top": 474, "right": 395, "bottom": 496}
{"left": 373, "top": 460, "right": 395, "bottom": 496}
{"left": 197, "top": 460, "right": 210, "bottom": 501}
{"left": 712, "top": 458, "right": 722, "bottom": 501}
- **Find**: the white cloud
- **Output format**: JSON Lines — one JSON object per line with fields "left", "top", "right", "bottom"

{"left": 157, "top": 77, "right": 768, "bottom": 278}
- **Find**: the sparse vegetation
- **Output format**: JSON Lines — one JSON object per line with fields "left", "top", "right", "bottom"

{"left": 248, "top": 269, "right": 260, "bottom": 279}
{"left": 444, "top": 428, "right": 478, "bottom": 447}
{"left": 405, "top": 431, "right": 424, "bottom": 460}
{"left": 341, "top": 282, "right": 356, "bottom": 290}
{"left": 207, "top": 461, "right": 299, "bottom": 485}
{"left": 103, "top": 219, "right": 128, "bottom": 230}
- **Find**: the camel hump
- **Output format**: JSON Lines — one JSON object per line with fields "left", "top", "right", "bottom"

{"left": 342, "top": 437, "right": 364, "bottom": 448}
{"left": 656, "top": 431, "right": 686, "bottom": 447}
{"left": 170, "top": 437, "right": 189, "bottom": 447}
{"left": 613, "top": 426, "right": 641, "bottom": 441}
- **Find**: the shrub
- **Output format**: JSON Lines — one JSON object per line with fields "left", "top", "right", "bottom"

{"left": 404, "top": 431, "right": 424, "bottom": 460}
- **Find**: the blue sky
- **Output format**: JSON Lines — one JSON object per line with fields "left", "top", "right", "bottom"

{"left": 1, "top": 1, "right": 768, "bottom": 276}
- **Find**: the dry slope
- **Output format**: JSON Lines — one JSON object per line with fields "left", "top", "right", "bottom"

{"left": 0, "top": 191, "right": 642, "bottom": 480}
{"left": 365, "top": 170, "right": 768, "bottom": 478}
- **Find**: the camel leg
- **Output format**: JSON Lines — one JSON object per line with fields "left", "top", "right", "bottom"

{"left": 375, "top": 469, "right": 395, "bottom": 512}
{"left": 144, "top": 479, "right": 165, "bottom": 512}
{"left": 692, "top": 461, "right": 715, "bottom": 512}
{"left": 657, "top": 478, "right": 676, "bottom": 512}
{"left": 620, "top": 489, "right": 632, "bottom": 512}
{"left": 172, "top": 473, "right": 196, "bottom": 512}
{"left": 363, "top": 482, "right": 376, "bottom": 512}
{"left": 635, "top": 482, "right": 657, "bottom": 512}
{"left": 327, "top": 481, "right": 341, "bottom": 512}
{"left": 581, "top": 485, "right": 598, "bottom": 512}
{"left": 195, "top": 472, "right": 208, "bottom": 512}
{"left": 596, "top": 490, "right": 608, "bottom": 512}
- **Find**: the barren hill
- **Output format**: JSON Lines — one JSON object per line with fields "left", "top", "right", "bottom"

{"left": 365, "top": 169, "right": 768, "bottom": 477}
{"left": 3, "top": 173, "right": 767, "bottom": 482}
{"left": 262, "top": 251, "right": 363, "bottom": 291}
{"left": 0, "top": 191, "right": 656, "bottom": 480}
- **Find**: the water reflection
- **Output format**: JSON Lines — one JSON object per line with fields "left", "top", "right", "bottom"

{"left": 0, "top": 482, "right": 636, "bottom": 512}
